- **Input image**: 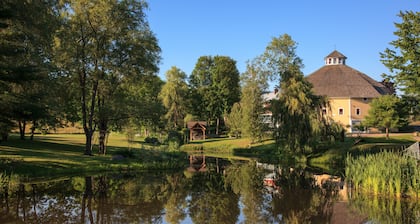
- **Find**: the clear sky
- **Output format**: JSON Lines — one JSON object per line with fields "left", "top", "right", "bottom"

{"left": 147, "top": 1, "right": 419, "bottom": 89}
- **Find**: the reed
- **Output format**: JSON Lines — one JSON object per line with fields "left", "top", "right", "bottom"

{"left": 346, "top": 151, "right": 420, "bottom": 198}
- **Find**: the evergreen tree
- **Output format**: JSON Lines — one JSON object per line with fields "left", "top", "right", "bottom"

{"left": 380, "top": 11, "right": 420, "bottom": 118}
{"left": 0, "top": 0, "right": 59, "bottom": 140}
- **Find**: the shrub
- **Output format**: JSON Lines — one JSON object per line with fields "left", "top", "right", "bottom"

{"left": 144, "top": 137, "right": 160, "bottom": 145}
{"left": 166, "top": 130, "right": 183, "bottom": 147}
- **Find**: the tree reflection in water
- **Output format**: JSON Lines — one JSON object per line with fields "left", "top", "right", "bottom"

{"left": 1, "top": 160, "right": 419, "bottom": 223}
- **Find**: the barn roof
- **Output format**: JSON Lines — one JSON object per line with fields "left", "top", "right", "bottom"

{"left": 306, "top": 51, "right": 391, "bottom": 98}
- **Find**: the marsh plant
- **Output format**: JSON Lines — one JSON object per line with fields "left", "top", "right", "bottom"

{"left": 346, "top": 151, "right": 420, "bottom": 198}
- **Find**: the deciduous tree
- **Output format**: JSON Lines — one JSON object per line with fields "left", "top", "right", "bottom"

{"left": 159, "top": 66, "right": 189, "bottom": 129}
{"left": 363, "top": 95, "right": 408, "bottom": 139}
{"left": 190, "top": 56, "right": 240, "bottom": 135}
{"left": 54, "top": 0, "right": 160, "bottom": 155}
{"left": 239, "top": 61, "right": 268, "bottom": 143}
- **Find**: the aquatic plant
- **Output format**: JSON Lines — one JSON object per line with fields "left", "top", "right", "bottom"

{"left": 346, "top": 151, "right": 420, "bottom": 198}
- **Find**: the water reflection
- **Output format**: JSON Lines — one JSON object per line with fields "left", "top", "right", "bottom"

{"left": 1, "top": 158, "right": 419, "bottom": 223}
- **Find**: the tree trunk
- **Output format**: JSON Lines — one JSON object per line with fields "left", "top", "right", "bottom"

{"left": 216, "top": 117, "right": 219, "bottom": 136}
{"left": 18, "top": 120, "right": 26, "bottom": 140}
{"left": 386, "top": 127, "right": 389, "bottom": 139}
{"left": 30, "top": 120, "right": 36, "bottom": 140}
{"left": 84, "top": 131, "right": 93, "bottom": 156}
{"left": 98, "top": 119, "right": 108, "bottom": 155}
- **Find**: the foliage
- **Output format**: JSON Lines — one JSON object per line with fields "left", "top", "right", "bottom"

{"left": 380, "top": 11, "right": 420, "bottom": 118}
{"left": 144, "top": 137, "right": 160, "bottom": 145}
{"left": 240, "top": 61, "right": 267, "bottom": 143}
{"left": 260, "top": 34, "right": 328, "bottom": 154}
{"left": 165, "top": 130, "right": 184, "bottom": 150}
{"left": 159, "top": 66, "right": 189, "bottom": 129}
{"left": 54, "top": 0, "right": 161, "bottom": 155}
{"left": 189, "top": 56, "right": 241, "bottom": 135}
{"left": 346, "top": 151, "right": 420, "bottom": 198}
{"left": 0, "top": 0, "right": 60, "bottom": 140}
{"left": 363, "top": 95, "right": 408, "bottom": 139}
{"left": 226, "top": 102, "right": 242, "bottom": 138}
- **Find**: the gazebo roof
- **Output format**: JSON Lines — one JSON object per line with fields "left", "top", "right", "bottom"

{"left": 187, "top": 121, "right": 207, "bottom": 129}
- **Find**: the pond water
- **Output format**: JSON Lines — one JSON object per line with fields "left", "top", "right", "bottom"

{"left": 1, "top": 156, "right": 419, "bottom": 223}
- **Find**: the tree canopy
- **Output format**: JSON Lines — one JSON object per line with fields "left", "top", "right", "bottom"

{"left": 0, "top": 0, "right": 59, "bottom": 140}
{"left": 380, "top": 10, "right": 420, "bottom": 118}
{"left": 54, "top": 0, "right": 161, "bottom": 155}
{"left": 260, "top": 34, "right": 331, "bottom": 154}
{"left": 363, "top": 94, "right": 408, "bottom": 139}
{"left": 159, "top": 66, "right": 189, "bottom": 129}
{"left": 189, "top": 56, "right": 240, "bottom": 135}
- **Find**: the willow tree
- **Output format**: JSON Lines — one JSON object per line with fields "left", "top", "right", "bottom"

{"left": 55, "top": 0, "right": 160, "bottom": 155}
{"left": 159, "top": 66, "right": 189, "bottom": 129}
{"left": 261, "top": 34, "right": 327, "bottom": 154}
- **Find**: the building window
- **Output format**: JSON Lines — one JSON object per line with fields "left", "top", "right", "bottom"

{"left": 363, "top": 98, "right": 368, "bottom": 102}
{"left": 356, "top": 108, "right": 361, "bottom": 115}
{"left": 338, "top": 108, "right": 344, "bottom": 115}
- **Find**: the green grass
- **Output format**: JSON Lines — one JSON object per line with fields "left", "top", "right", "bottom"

{"left": 308, "top": 134, "right": 417, "bottom": 168}
{"left": 0, "top": 133, "right": 187, "bottom": 179}
{"left": 1, "top": 132, "right": 417, "bottom": 180}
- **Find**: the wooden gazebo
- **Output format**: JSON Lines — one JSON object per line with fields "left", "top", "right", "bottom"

{"left": 187, "top": 121, "right": 207, "bottom": 141}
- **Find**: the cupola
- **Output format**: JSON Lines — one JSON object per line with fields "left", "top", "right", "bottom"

{"left": 324, "top": 50, "right": 347, "bottom": 65}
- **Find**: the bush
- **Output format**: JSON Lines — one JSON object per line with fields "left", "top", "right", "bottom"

{"left": 144, "top": 137, "right": 159, "bottom": 145}
{"left": 166, "top": 131, "right": 183, "bottom": 147}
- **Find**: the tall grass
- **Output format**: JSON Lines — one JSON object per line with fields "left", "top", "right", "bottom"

{"left": 346, "top": 151, "right": 420, "bottom": 198}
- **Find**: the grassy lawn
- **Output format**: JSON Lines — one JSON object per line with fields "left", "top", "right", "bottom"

{"left": 1, "top": 131, "right": 417, "bottom": 179}
{"left": 0, "top": 133, "right": 187, "bottom": 179}
{"left": 308, "top": 133, "right": 417, "bottom": 172}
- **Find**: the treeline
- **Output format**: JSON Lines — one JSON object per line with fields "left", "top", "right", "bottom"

{"left": 2, "top": 1, "right": 417, "bottom": 157}
{"left": 0, "top": 1, "right": 346, "bottom": 157}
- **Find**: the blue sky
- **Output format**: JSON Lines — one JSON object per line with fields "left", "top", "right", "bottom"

{"left": 147, "top": 1, "right": 419, "bottom": 89}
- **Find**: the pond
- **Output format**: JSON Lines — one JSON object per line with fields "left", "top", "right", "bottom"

{"left": 1, "top": 155, "right": 419, "bottom": 223}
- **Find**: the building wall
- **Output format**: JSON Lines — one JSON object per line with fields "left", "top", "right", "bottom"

{"left": 327, "top": 97, "right": 374, "bottom": 132}
{"left": 328, "top": 98, "right": 351, "bottom": 130}
{"left": 350, "top": 98, "right": 372, "bottom": 120}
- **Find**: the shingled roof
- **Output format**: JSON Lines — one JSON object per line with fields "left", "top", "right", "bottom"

{"left": 306, "top": 51, "right": 391, "bottom": 98}
{"left": 325, "top": 50, "right": 347, "bottom": 60}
